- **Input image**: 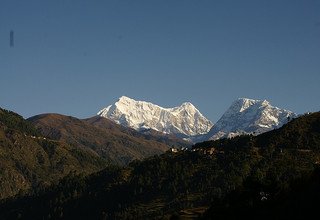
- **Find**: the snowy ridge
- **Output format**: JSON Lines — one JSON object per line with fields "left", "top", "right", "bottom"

{"left": 98, "top": 96, "right": 296, "bottom": 143}
{"left": 97, "top": 96, "right": 213, "bottom": 137}
{"left": 206, "top": 98, "right": 297, "bottom": 140}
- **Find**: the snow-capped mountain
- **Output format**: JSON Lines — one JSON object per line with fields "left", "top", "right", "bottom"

{"left": 206, "top": 98, "right": 297, "bottom": 140}
{"left": 97, "top": 96, "right": 213, "bottom": 137}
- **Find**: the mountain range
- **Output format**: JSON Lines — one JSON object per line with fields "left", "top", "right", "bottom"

{"left": 0, "top": 96, "right": 297, "bottom": 199}
{"left": 0, "top": 97, "right": 318, "bottom": 218}
{"left": 97, "top": 96, "right": 213, "bottom": 138}
{"left": 98, "top": 96, "right": 296, "bottom": 142}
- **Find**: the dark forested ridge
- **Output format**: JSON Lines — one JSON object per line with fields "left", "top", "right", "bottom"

{"left": 0, "top": 108, "right": 40, "bottom": 136}
{"left": 1, "top": 111, "right": 320, "bottom": 219}
{"left": 0, "top": 108, "right": 107, "bottom": 200}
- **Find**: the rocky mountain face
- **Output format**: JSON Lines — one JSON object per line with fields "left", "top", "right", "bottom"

{"left": 97, "top": 96, "right": 213, "bottom": 138}
{"left": 98, "top": 96, "right": 296, "bottom": 142}
{"left": 206, "top": 98, "right": 297, "bottom": 140}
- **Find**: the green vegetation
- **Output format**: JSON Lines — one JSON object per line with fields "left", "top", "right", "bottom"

{"left": 0, "top": 113, "right": 320, "bottom": 219}
{"left": 0, "top": 108, "right": 40, "bottom": 136}
{"left": 1, "top": 112, "right": 320, "bottom": 219}
{"left": 0, "top": 109, "right": 108, "bottom": 200}
{"left": 28, "top": 114, "right": 188, "bottom": 166}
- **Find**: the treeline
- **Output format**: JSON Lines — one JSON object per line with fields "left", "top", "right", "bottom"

{"left": 0, "top": 108, "right": 40, "bottom": 136}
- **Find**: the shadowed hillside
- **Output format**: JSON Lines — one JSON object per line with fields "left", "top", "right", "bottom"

{"left": 1, "top": 112, "right": 320, "bottom": 219}
{"left": 85, "top": 116, "right": 190, "bottom": 149}
{"left": 0, "top": 108, "right": 107, "bottom": 200}
{"left": 28, "top": 114, "right": 188, "bottom": 166}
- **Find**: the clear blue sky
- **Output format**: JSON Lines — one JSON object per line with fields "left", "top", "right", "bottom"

{"left": 1, "top": 0, "right": 319, "bottom": 122}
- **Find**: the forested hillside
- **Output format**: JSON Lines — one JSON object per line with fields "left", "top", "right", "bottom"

{"left": 0, "top": 108, "right": 107, "bottom": 200}
{"left": 28, "top": 114, "right": 188, "bottom": 166}
{"left": 1, "top": 112, "right": 319, "bottom": 219}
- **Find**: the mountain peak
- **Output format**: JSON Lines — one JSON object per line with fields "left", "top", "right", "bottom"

{"left": 206, "top": 98, "right": 296, "bottom": 140}
{"left": 236, "top": 97, "right": 270, "bottom": 103}
{"left": 229, "top": 98, "right": 271, "bottom": 113}
{"left": 237, "top": 97, "right": 256, "bottom": 102}
{"left": 97, "top": 97, "right": 213, "bottom": 137}
{"left": 118, "top": 95, "right": 133, "bottom": 102}
{"left": 181, "top": 102, "right": 194, "bottom": 107}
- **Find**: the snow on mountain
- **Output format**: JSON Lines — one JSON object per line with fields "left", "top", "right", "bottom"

{"left": 206, "top": 98, "right": 297, "bottom": 140}
{"left": 97, "top": 96, "right": 213, "bottom": 137}
{"left": 98, "top": 96, "right": 296, "bottom": 143}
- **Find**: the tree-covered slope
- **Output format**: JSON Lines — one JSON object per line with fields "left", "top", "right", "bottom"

{"left": 0, "top": 108, "right": 107, "bottom": 200}
{"left": 85, "top": 116, "right": 189, "bottom": 149}
{"left": 0, "top": 108, "right": 39, "bottom": 136}
{"left": 1, "top": 112, "right": 320, "bottom": 219}
{"left": 28, "top": 114, "right": 184, "bottom": 166}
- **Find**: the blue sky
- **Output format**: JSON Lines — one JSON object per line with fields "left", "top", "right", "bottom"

{"left": 1, "top": 0, "right": 319, "bottom": 122}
